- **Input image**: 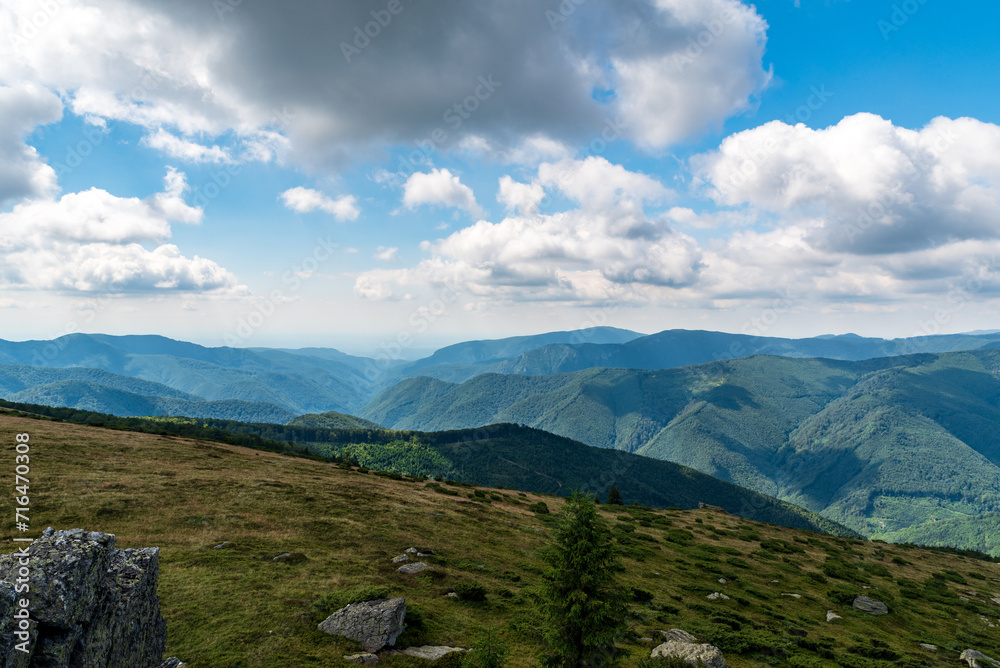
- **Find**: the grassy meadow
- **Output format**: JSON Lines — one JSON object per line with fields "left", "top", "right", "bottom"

{"left": 2, "top": 410, "right": 999, "bottom": 667}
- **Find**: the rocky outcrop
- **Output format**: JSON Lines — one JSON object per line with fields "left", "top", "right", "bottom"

{"left": 852, "top": 595, "right": 889, "bottom": 615}
{"left": 397, "top": 562, "right": 433, "bottom": 575}
{"left": 0, "top": 528, "right": 168, "bottom": 668}
{"left": 318, "top": 598, "right": 406, "bottom": 653}
{"left": 651, "top": 629, "right": 727, "bottom": 667}
{"left": 393, "top": 646, "right": 466, "bottom": 659}
{"left": 963, "top": 649, "right": 1000, "bottom": 667}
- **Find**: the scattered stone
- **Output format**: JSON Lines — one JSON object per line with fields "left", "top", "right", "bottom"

{"left": 782, "top": 593, "right": 802, "bottom": 599}
{"left": 397, "top": 562, "right": 433, "bottom": 575}
{"left": 344, "top": 653, "right": 379, "bottom": 665}
{"left": 394, "top": 646, "right": 466, "bottom": 659}
{"left": 718, "top": 578, "right": 728, "bottom": 584}
{"left": 992, "top": 598, "right": 1000, "bottom": 605}
{"left": 662, "top": 629, "right": 698, "bottom": 644}
{"left": 405, "top": 548, "right": 418, "bottom": 554}
{"left": 770, "top": 579, "right": 780, "bottom": 584}
{"left": 852, "top": 595, "right": 889, "bottom": 615}
{"left": 445, "top": 592, "right": 459, "bottom": 598}
{"left": 707, "top": 592, "right": 730, "bottom": 601}
{"left": 213, "top": 542, "right": 232, "bottom": 550}
{"left": 0, "top": 527, "right": 166, "bottom": 668}
{"left": 317, "top": 598, "right": 406, "bottom": 653}
{"left": 159, "top": 659, "right": 188, "bottom": 668}
{"left": 919, "top": 644, "right": 937, "bottom": 651}
{"left": 416, "top": 553, "right": 433, "bottom": 557}
{"left": 273, "top": 552, "right": 307, "bottom": 563}
{"left": 640, "top": 637, "right": 654, "bottom": 643}
{"left": 962, "top": 649, "right": 1000, "bottom": 668}
{"left": 391, "top": 554, "right": 411, "bottom": 564}
{"left": 826, "top": 610, "right": 842, "bottom": 622}
{"left": 961, "top": 596, "right": 970, "bottom": 602}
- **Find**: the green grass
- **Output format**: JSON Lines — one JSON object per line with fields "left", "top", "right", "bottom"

{"left": 2, "top": 411, "right": 999, "bottom": 667}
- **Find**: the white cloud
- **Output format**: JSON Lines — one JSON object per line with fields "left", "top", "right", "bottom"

{"left": 0, "top": 170, "right": 241, "bottom": 293}
{"left": 403, "top": 169, "right": 483, "bottom": 217}
{"left": 497, "top": 176, "right": 544, "bottom": 215}
{"left": 0, "top": 83, "right": 62, "bottom": 204}
{"left": 691, "top": 113, "right": 1000, "bottom": 255}
{"left": 357, "top": 157, "right": 698, "bottom": 302}
{"left": 141, "top": 129, "right": 233, "bottom": 164}
{"left": 280, "top": 187, "right": 360, "bottom": 221}
{"left": 374, "top": 246, "right": 398, "bottom": 262}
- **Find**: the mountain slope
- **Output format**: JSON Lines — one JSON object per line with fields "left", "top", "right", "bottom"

{"left": 286, "top": 410, "right": 383, "bottom": 430}
{"left": 362, "top": 350, "right": 1000, "bottom": 546}
{"left": 2, "top": 410, "right": 997, "bottom": 667}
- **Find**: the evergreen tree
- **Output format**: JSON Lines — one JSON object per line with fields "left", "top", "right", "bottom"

{"left": 607, "top": 484, "right": 624, "bottom": 506}
{"left": 539, "top": 491, "right": 627, "bottom": 667}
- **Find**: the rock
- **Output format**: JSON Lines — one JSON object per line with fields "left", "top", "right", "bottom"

{"left": 318, "top": 598, "right": 406, "bottom": 653}
{"left": 919, "top": 644, "right": 938, "bottom": 651}
{"left": 272, "top": 552, "right": 307, "bottom": 563}
{"left": 770, "top": 580, "right": 780, "bottom": 584}
{"left": 826, "top": 610, "right": 842, "bottom": 622}
{"left": 159, "top": 660, "right": 188, "bottom": 668}
{"left": 717, "top": 578, "right": 728, "bottom": 584}
{"left": 662, "top": 629, "right": 698, "bottom": 643}
{"left": 213, "top": 542, "right": 232, "bottom": 550}
{"left": 416, "top": 553, "right": 433, "bottom": 557}
{"left": 651, "top": 641, "right": 727, "bottom": 667}
{"left": 962, "top": 649, "right": 1000, "bottom": 667}
{"left": 782, "top": 593, "right": 802, "bottom": 599}
{"left": 405, "top": 547, "right": 418, "bottom": 554}
{"left": 397, "top": 562, "right": 433, "bottom": 574}
{"left": 395, "top": 646, "right": 466, "bottom": 659}
{"left": 445, "top": 592, "right": 459, "bottom": 598}
{"left": 391, "top": 554, "right": 411, "bottom": 564}
{"left": 0, "top": 527, "right": 166, "bottom": 668}
{"left": 852, "top": 595, "right": 889, "bottom": 615}
{"left": 640, "top": 637, "right": 654, "bottom": 643}
{"left": 707, "top": 592, "right": 729, "bottom": 601}
{"left": 992, "top": 598, "right": 1000, "bottom": 605}
{"left": 344, "top": 654, "right": 379, "bottom": 665}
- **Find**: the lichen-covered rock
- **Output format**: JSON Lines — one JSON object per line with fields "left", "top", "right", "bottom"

{"left": 318, "top": 598, "right": 406, "bottom": 653}
{"left": 158, "top": 659, "right": 188, "bottom": 668}
{"left": 651, "top": 641, "right": 727, "bottom": 667}
{"left": 397, "top": 562, "right": 433, "bottom": 574}
{"left": 394, "top": 646, "right": 466, "bottom": 659}
{"left": 852, "top": 595, "right": 889, "bottom": 615}
{"left": 0, "top": 528, "right": 167, "bottom": 668}
{"left": 826, "top": 610, "right": 843, "bottom": 622}
{"left": 344, "top": 654, "right": 379, "bottom": 665}
{"left": 963, "top": 649, "right": 1000, "bottom": 667}
{"left": 661, "top": 629, "right": 698, "bottom": 644}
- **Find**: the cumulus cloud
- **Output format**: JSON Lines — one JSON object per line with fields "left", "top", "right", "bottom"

{"left": 0, "top": 170, "right": 241, "bottom": 293}
{"left": 497, "top": 176, "right": 545, "bottom": 215}
{"left": 0, "top": 0, "right": 772, "bottom": 174}
{"left": 403, "top": 169, "right": 483, "bottom": 217}
{"left": 374, "top": 246, "right": 398, "bottom": 262}
{"left": 355, "top": 157, "right": 700, "bottom": 302}
{"left": 280, "top": 187, "right": 360, "bottom": 221}
{"left": 0, "top": 83, "right": 62, "bottom": 204}
{"left": 692, "top": 113, "right": 1000, "bottom": 255}
{"left": 141, "top": 129, "right": 233, "bottom": 164}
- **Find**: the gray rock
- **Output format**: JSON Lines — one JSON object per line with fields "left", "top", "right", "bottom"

{"left": 317, "top": 598, "right": 406, "bottom": 652}
{"left": 919, "top": 644, "right": 938, "bottom": 651}
{"left": 781, "top": 593, "right": 802, "bottom": 599}
{"left": 651, "top": 641, "right": 727, "bottom": 667}
{"left": 639, "top": 637, "right": 654, "bottom": 643}
{"left": 405, "top": 548, "right": 418, "bottom": 554}
{"left": 717, "top": 578, "right": 728, "bottom": 584}
{"left": 662, "top": 629, "right": 698, "bottom": 643}
{"left": 344, "top": 654, "right": 379, "bottom": 665}
{"left": 826, "top": 610, "right": 842, "bottom": 622}
{"left": 963, "top": 649, "right": 1000, "bottom": 667}
{"left": 159, "top": 660, "right": 188, "bottom": 668}
{"left": 397, "top": 562, "right": 433, "bottom": 574}
{"left": 272, "top": 552, "right": 307, "bottom": 563}
{"left": 213, "top": 542, "right": 231, "bottom": 550}
{"left": 391, "top": 554, "right": 411, "bottom": 564}
{"left": 0, "top": 527, "right": 166, "bottom": 668}
{"left": 852, "top": 595, "right": 888, "bottom": 615}
{"left": 395, "top": 645, "right": 466, "bottom": 659}
{"left": 706, "top": 592, "right": 729, "bottom": 600}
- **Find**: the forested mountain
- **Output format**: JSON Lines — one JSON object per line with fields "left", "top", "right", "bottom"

{"left": 361, "top": 350, "right": 1000, "bottom": 549}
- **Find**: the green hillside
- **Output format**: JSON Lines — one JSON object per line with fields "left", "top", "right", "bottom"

{"left": 361, "top": 351, "right": 1000, "bottom": 553}
{"left": 287, "top": 410, "right": 384, "bottom": 430}
{"left": 882, "top": 513, "right": 1000, "bottom": 558}
{"left": 2, "top": 411, "right": 998, "bottom": 667}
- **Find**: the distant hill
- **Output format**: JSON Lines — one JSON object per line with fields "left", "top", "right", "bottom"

{"left": 361, "top": 350, "right": 1000, "bottom": 549}
{"left": 286, "top": 411, "right": 382, "bottom": 430}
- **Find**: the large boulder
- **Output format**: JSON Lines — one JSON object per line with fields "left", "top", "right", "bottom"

{"left": 651, "top": 629, "right": 727, "bottom": 668}
{"left": 852, "top": 595, "right": 889, "bottom": 615}
{"left": 0, "top": 528, "right": 167, "bottom": 668}
{"left": 963, "top": 649, "right": 1000, "bottom": 667}
{"left": 318, "top": 598, "right": 407, "bottom": 653}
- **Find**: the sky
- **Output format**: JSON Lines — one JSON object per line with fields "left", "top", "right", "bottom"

{"left": 2, "top": 0, "right": 1000, "bottom": 356}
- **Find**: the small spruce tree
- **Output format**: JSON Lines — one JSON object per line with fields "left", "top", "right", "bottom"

{"left": 607, "top": 484, "right": 624, "bottom": 506}
{"left": 539, "top": 491, "right": 627, "bottom": 667}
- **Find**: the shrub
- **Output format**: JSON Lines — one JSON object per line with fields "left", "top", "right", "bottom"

{"left": 528, "top": 501, "right": 550, "bottom": 514}
{"left": 462, "top": 627, "right": 511, "bottom": 668}
{"left": 454, "top": 582, "right": 488, "bottom": 603}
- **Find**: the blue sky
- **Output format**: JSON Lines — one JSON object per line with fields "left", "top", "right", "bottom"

{"left": 2, "top": 0, "right": 1000, "bottom": 355}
